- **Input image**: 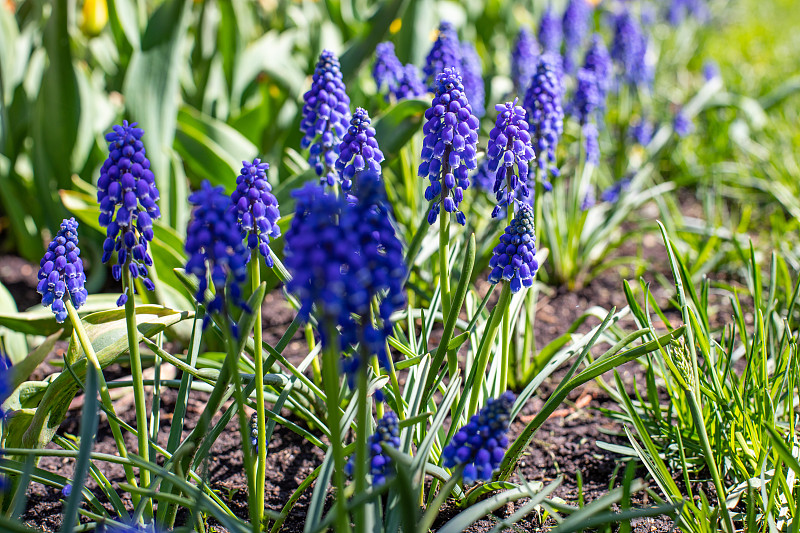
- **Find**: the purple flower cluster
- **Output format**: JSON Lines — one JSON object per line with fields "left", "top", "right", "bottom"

{"left": 511, "top": 27, "right": 539, "bottom": 94}
{"left": 674, "top": 111, "right": 694, "bottom": 138}
{"left": 300, "top": 50, "right": 352, "bottom": 187}
{"left": 583, "top": 34, "right": 612, "bottom": 105}
{"left": 335, "top": 108, "right": 385, "bottom": 191}
{"left": 185, "top": 182, "right": 250, "bottom": 330}
{"left": 524, "top": 53, "right": 564, "bottom": 182}
{"left": 538, "top": 6, "right": 562, "bottom": 54}
{"left": 374, "top": 42, "right": 426, "bottom": 101}
{"left": 630, "top": 117, "right": 653, "bottom": 146}
{"left": 0, "top": 352, "right": 11, "bottom": 416}
{"left": 284, "top": 173, "right": 406, "bottom": 376}
{"left": 231, "top": 159, "right": 281, "bottom": 266}
{"left": 488, "top": 205, "right": 538, "bottom": 293}
{"left": 460, "top": 42, "right": 485, "bottom": 118}
{"left": 442, "top": 391, "right": 515, "bottom": 484}
{"left": 487, "top": 100, "right": 536, "bottom": 218}
{"left": 37, "top": 218, "right": 89, "bottom": 323}
{"left": 601, "top": 177, "right": 631, "bottom": 203}
{"left": 472, "top": 158, "right": 494, "bottom": 192}
{"left": 419, "top": 68, "right": 480, "bottom": 226}
{"left": 583, "top": 122, "right": 600, "bottom": 165}
{"left": 611, "top": 11, "right": 650, "bottom": 87}
{"left": 423, "top": 22, "right": 462, "bottom": 90}
{"left": 346, "top": 411, "right": 401, "bottom": 486}
{"left": 572, "top": 68, "right": 603, "bottom": 162}
{"left": 97, "top": 121, "right": 160, "bottom": 306}
{"left": 562, "top": 0, "right": 591, "bottom": 73}
{"left": 668, "top": 0, "right": 708, "bottom": 25}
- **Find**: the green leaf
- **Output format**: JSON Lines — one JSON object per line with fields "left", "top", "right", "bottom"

{"left": 0, "top": 279, "right": 27, "bottom": 362}
{"left": 339, "top": 0, "right": 410, "bottom": 83}
{"left": 5, "top": 305, "right": 189, "bottom": 453}
{"left": 9, "top": 330, "right": 62, "bottom": 391}
{"left": 0, "top": 295, "right": 124, "bottom": 336}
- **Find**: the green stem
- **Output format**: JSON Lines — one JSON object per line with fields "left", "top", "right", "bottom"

{"left": 64, "top": 301, "right": 140, "bottom": 506}
{"left": 121, "top": 267, "right": 153, "bottom": 519}
{"left": 500, "top": 209, "right": 514, "bottom": 392}
{"left": 322, "top": 325, "right": 349, "bottom": 532}
{"left": 354, "top": 356, "right": 369, "bottom": 533}
{"left": 251, "top": 251, "right": 267, "bottom": 532}
{"left": 440, "top": 211, "right": 451, "bottom": 323}
{"left": 469, "top": 284, "right": 512, "bottom": 418}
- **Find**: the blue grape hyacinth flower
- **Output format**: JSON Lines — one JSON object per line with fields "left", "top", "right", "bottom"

{"left": 538, "top": 6, "right": 562, "bottom": 54}
{"left": 572, "top": 68, "right": 601, "bottom": 125}
{"left": 511, "top": 27, "right": 539, "bottom": 95}
{"left": 373, "top": 42, "right": 404, "bottom": 94}
{"left": 97, "top": 121, "right": 160, "bottom": 307}
{"left": 562, "top": 0, "right": 591, "bottom": 73}
{"left": 630, "top": 117, "right": 654, "bottom": 146}
{"left": 231, "top": 159, "right": 281, "bottom": 266}
{"left": 460, "top": 42, "right": 485, "bottom": 118}
{"left": 583, "top": 122, "right": 600, "bottom": 165}
{"left": 300, "top": 50, "right": 352, "bottom": 188}
{"left": 583, "top": 34, "right": 612, "bottom": 106}
{"left": 487, "top": 99, "right": 536, "bottom": 218}
{"left": 524, "top": 53, "right": 564, "bottom": 183}
{"left": 37, "top": 218, "right": 89, "bottom": 323}
{"left": 392, "top": 64, "right": 426, "bottom": 101}
{"left": 488, "top": 205, "right": 538, "bottom": 293}
{"left": 419, "top": 68, "right": 480, "bottom": 226}
{"left": 185, "top": 181, "right": 250, "bottom": 330}
{"left": 611, "top": 10, "right": 650, "bottom": 88}
{"left": 346, "top": 411, "right": 401, "bottom": 486}
{"left": 674, "top": 111, "right": 694, "bottom": 138}
{"left": 0, "top": 351, "right": 12, "bottom": 416}
{"left": 423, "top": 21, "right": 461, "bottom": 90}
{"left": 601, "top": 177, "right": 631, "bottom": 203}
{"left": 442, "top": 391, "right": 516, "bottom": 484}
{"left": 335, "top": 108, "right": 385, "bottom": 191}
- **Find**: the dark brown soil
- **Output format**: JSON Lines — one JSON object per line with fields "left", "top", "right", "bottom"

{"left": 0, "top": 226, "right": 736, "bottom": 533}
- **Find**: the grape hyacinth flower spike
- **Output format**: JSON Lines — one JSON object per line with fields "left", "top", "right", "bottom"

{"left": 488, "top": 204, "right": 538, "bottom": 293}
{"left": 373, "top": 42, "right": 404, "bottom": 94}
{"left": 419, "top": 68, "right": 480, "bottom": 226}
{"left": 37, "top": 218, "right": 89, "bottom": 323}
{"left": 538, "top": 6, "right": 562, "bottom": 54}
{"left": 674, "top": 111, "right": 694, "bottom": 138}
{"left": 423, "top": 21, "right": 461, "bottom": 90}
{"left": 582, "top": 34, "right": 612, "bottom": 106}
{"left": 611, "top": 10, "right": 649, "bottom": 87}
{"left": 335, "top": 108, "right": 385, "bottom": 191}
{"left": 460, "top": 42, "right": 485, "bottom": 118}
{"left": 511, "top": 27, "right": 539, "bottom": 94}
{"left": 524, "top": 53, "right": 564, "bottom": 185}
{"left": 571, "top": 68, "right": 602, "bottom": 163}
{"left": 346, "top": 411, "right": 401, "bottom": 486}
{"left": 443, "top": 391, "right": 516, "bottom": 483}
{"left": 562, "top": 0, "right": 591, "bottom": 73}
{"left": 231, "top": 159, "right": 281, "bottom": 266}
{"left": 300, "top": 50, "right": 352, "bottom": 188}
{"left": 97, "top": 121, "right": 160, "bottom": 307}
{"left": 487, "top": 99, "right": 536, "bottom": 218}
{"left": 185, "top": 181, "right": 250, "bottom": 331}
{"left": 0, "top": 351, "right": 13, "bottom": 416}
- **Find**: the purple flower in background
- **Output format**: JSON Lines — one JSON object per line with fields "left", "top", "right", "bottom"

{"left": 460, "top": 42, "right": 485, "bottom": 118}
{"left": 442, "top": 391, "right": 516, "bottom": 483}
{"left": 571, "top": 68, "right": 601, "bottom": 125}
{"left": 583, "top": 122, "right": 600, "bottom": 165}
{"left": 185, "top": 182, "right": 250, "bottom": 331}
{"left": 37, "top": 218, "right": 89, "bottom": 323}
{"left": 562, "top": 0, "right": 591, "bottom": 73}
{"left": 487, "top": 100, "right": 536, "bottom": 218}
{"left": 62, "top": 484, "right": 72, "bottom": 498}
{"left": 0, "top": 351, "right": 12, "bottom": 416}
{"left": 423, "top": 22, "right": 462, "bottom": 90}
{"left": 300, "top": 50, "right": 352, "bottom": 188}
{"left": 346, "top": 411, "right": 401, "bottom": 486}
{"left": 472, "top": 158, "right": 494, "bottom": 192}
{"left": 611, "top": 10, "right": 649, "bottom": 87}
{"left": 703, "top": 59, "right": 720, "bottom": 81}
{"left": 231, "top": 159, "right": 281, "bottom": 266}
{"left": 538, "top": 6, "right": 562, "bottom": 54}
{"left": 336, "top": 108, "right": 385, "bottom": 191}
{"left": 601, "top": 177, "right": 631, "bottom": 203}
{"left": 487, "top": 205, "right": 538, "bottom": 292}
{"left": 418, "top": 68, "right": 480, "bottom": 226}
{"left": 674, "top": 111, "right": 694, "bottom": 137}
{"left": 668, "top": 0, "right": 708, "bottom": 25}
{"left": 524, "top": 53, "right": 564, "bottom": 183}
{"left": 394, "top": 64, "right": 426, "bottom": 100}
{"left": 583, "top": 34, "right": 612, "bottom": 104}
{"left": 511, "top": 27, "right": 539, "bottom": 94}
{"left": 374, "top": 42, "right": 404, "bottom": 93}
{"left": 581, "top": 187, "right": 596, "bottom": 210}
{"left": 630, "top": 117, "right": 653, "bottom": 146}
{"left": 97, "top": 121, "right": 160, "bottom": 306}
